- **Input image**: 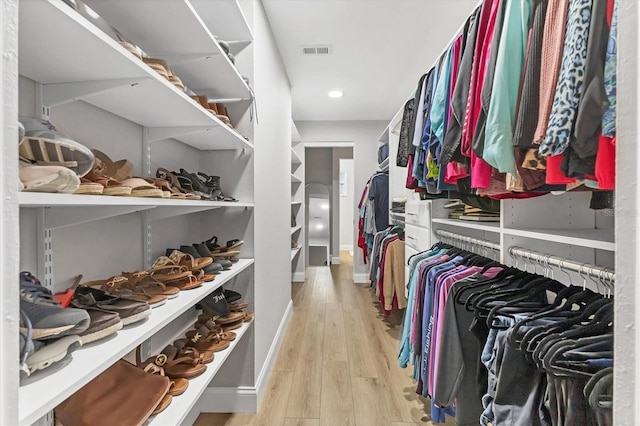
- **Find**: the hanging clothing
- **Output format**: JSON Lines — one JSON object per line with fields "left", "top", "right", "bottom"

{"left": 538, "top": 0, "right": 594, "bottom": 157}
{"left": 483, "top": 0, "right": 533, "bottom": 175}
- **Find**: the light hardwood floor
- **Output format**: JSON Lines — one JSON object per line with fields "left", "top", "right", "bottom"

{"left": 196, "top": 252, "right": 451, "bottom": 426}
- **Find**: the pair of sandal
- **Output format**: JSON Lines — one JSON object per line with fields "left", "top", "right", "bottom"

{"left": 163, "top": 168, "right": 238, "bottom": 202}
{"left": 203, "top": 237, "right": 243, "bottom": 262}
{"left": 80, "top": 150, "right": 166, "bottom": 198}
{"left": 148, "top": 250, "right": 217, "bottom": 291}
{"left": 197, "top": 286, "right": 253, "bottom": 330}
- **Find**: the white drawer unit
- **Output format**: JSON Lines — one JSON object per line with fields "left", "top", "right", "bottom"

{"left": 406, "top": 224, "right": 431, "bottom": 252}
{"left": 405, "top": 200, "right": 431, "bottom": 227}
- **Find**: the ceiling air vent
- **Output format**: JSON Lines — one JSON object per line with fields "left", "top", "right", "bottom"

{"left": 301, "top": 45, "right": 333, "bottom": 55}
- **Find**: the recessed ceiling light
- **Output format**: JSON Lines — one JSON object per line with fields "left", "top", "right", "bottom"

{"left": 328, "top": 90, "right": 343, "bottom": 98}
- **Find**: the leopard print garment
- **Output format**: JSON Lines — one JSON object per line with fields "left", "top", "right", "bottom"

{"left": 538, "top": 0, "right": 593, "bottom": 157}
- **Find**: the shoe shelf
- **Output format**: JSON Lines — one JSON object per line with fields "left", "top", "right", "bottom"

{"left": 190, "top": 0, "right": 254, "bottom": 54}
{"left": 431, "top": 218, "right": 500, "bottom": 233}
{"left": 18, "top": 0, "right": 252, "bottom": 152}
{"left": 291, "top": 246, "right": 301, "bottom": 261}
{"left": 148, "top": 319, "right": 252, "bottom": 426}
{"left": 83, "top": 0, "right": 252, "bottom": 102}
{"left": 291, "top": 201, "right": 302, "bottom": 206}
{"left": 502, "top": 228, "right": 615, "bottom": 252}
{"left": 19, "top": 193, "right": 254, "bottom": 229}
{"left": 18, "top": 259, "right": 254, "bottom": 426}
{"left": 291, "top": 225, "right": 302, "bottom": 236}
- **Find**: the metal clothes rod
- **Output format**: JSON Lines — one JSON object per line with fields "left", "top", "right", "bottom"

{"left": 509, "top": 246, "right": 615, "bottom": 283}
{"left": 435, "top": 229, "right": 501, "bottom": 251}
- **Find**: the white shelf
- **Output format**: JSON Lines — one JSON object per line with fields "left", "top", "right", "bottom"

{"left": 389, "top": 211, "right": 406, "bottom": 218}
{"left": 291, "top": 148, "right": 302, "bottom": 165}
{"left": 19, "top": 193, "right": 253, "bottom": 228}
{"left": 291, "top": 201, "right": 302, "bottom": 206}
{"left": 291, "top": 246, "right": 301, "bottom": 260}
{"left": 18, "top": 259, "right": 255, "bottom": 425}
{"left": 432, "top": 218, "right": 500, "bottom": 233}
{"left": 291, "top": 121, "right": 302, "bottom": 145}
{"left": 19, "top": 0, "right": 252, "bottom": 152}
{"left": 503, "top": 228, "right": 615, "bottom": 251}
{"left": 83, "top": 0, "right": 252, "bottom": 102}
{"left": 291, "top": 225, "right": 302, "bottom": 235}
{"left": 377, "top": 125, "right": 389, "bottom": 143}
{"left": 291, "top": 174, "right": 302, "bottom": 184}
{"left": 379, "top": 157, "right": 389, "bottom": 172}
{"left": 148, "top": 320, "right": 253, "bottom": 425}
{"left": 191, "top": 0, "right": 254, "bottom": 46}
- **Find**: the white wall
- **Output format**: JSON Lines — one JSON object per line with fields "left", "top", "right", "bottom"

{"left": 296, "top": 120, "right": 386, "bottom": 282}
{"left": 250, "top": 0, "right": 292, "bottom": 391}
{"left": 339, "top": 158, "right": 354, "bottom": 251}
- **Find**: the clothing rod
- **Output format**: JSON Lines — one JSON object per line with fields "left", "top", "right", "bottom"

{"left": 435, "top": 229, "right": 501, "bottom": 251}
{"left": 509, "top": 246, "right": 615, "bottom": 282}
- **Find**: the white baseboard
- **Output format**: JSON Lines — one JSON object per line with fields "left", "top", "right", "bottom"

{"left": 331, "top": 256, "right": 341, "bottom": 265}
{"left": 199, "top": 300, "right": 293, "bottom": 413}
{"left": 255, "top": 300, "right": 293, "bottom": 408}
{"left": 353, "top": 273, "right": 370, "bottom": 284}
{"left": 292, "top": 272, "right": 305, "bottom": 282}
{"left": 340, "top": 244, "right": 353, "bottom": 252}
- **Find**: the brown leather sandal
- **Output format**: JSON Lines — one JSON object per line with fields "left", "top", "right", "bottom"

{"left": 140, "top": 345, "right": 207, "bottom": 380}
{"left": 176, "top": 325, "right": 230, "bottom": 353}
{"left": 83, "top": 275, "right": 167, "bottom": 307}
{"left": 121, "top": 271, "right": 180, "bottom": 299}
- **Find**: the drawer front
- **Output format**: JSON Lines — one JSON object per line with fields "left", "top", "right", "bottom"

{"left": 406, "top": 224, "right": 431, "bottom": 252}
{"left": 405, "top": 201, "right": 431, "bottom": 227}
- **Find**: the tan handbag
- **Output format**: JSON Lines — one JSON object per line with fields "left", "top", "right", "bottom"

{"left": 55, "top": 360, "right": 170, "bottom": 426}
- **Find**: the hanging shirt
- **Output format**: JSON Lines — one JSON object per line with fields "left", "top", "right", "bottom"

{"left": 532, "top": 0, "right": 570, "bottom": 144}
{"left": 539, "top": 0, "right": 594, "bottom": 157}
{"left": 483, "top": 0, "right": 534, "bottom": 175}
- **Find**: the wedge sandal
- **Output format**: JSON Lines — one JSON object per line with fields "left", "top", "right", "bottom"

{"left": 91, "top": 149, "right": 134, "bottom": 182}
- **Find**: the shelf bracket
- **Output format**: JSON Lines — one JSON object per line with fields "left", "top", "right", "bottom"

{"left": 42, "top": 78, "right": 149, "bottom": 107}
{"left": 147, "top": 126, "right": 218, "bottom": 142}
{"left": 44, "top": 205, "right": 156, "bottom": 230}
{"left": 160, "top": 52, "right": 221, "bottom": 66}
{"left": 36, "top": 208, "right": 54, "bottom": 289}
{"left": 147, "top": 205, "right": 221, "bottom": 222}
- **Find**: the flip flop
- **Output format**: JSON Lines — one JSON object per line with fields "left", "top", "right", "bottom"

{"left": 149, "top": 257, "right": 193, "bottom": 283}
{"left": 189, "top": 320, "right": 236, "bottom": 341}
{"left": 176, "top": 326, "right": 230, "bottom": 353}
{"left": 151, "top": 394, "right": 173, "bottom": 415}
{"left": 139, "top": 345, "right": 207, "bottom": 380}
{"left": 121, "top": 271, "right": 180, "bottom": 299}
{"left": 83, "top": 275, "right": 167, "bottom": 307}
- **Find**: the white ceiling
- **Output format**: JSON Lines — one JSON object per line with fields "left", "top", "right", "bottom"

{"left": 262, "top": 0, "right": 479, "bottom": 122}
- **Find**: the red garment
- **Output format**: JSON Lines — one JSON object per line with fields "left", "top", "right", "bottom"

{"left": 545, "top": 154, "right": 576, "bottom": 185}
{"left": 378, "top": 236, "right": 398, "bottom": 316}
{"left": 406, "top": 154, "right": 419, "bottom": 190}
{"left": 357, "top": 217, "right": 368, "bottom": 262}
{"left": 595, "top": 136, "right": 615, "bottom": 190}
{"left": 471, "top": 153, "right": 493, "bottom": 189}
{"left": 444, "top": 161, "right": 469, "bottom": 184}
{"left": 461, "top": 0, "right": 502, "bottom": 157}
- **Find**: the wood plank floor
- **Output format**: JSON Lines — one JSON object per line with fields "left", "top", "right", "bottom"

{"left": 196, "top": 251, "right": 451, "bottom": 426}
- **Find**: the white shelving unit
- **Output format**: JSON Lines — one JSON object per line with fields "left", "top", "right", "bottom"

{"left": 4, "top": 0, "right": 296, "bottom": 424}
{"left": 83, "top": 0, "right": 253, "bottom": 101}
{"left": 290, "top": 121, "right": 305, "bottom": 281}
{"left": 19, "top": 260, "right": 254, "bottom": 425}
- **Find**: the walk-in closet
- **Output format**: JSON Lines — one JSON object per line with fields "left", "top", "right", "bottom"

{"left": 0, "top": 0, "right": 636, "bottom": 425}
